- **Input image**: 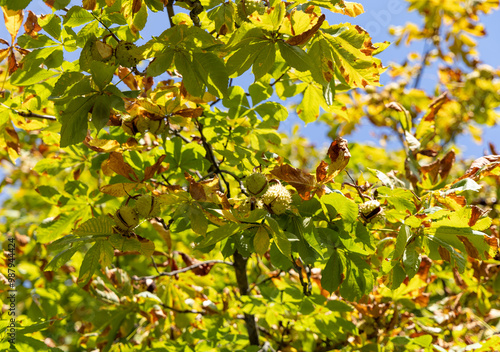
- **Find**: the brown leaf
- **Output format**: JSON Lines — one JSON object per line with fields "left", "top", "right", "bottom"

{"left": 173, "top": 107, "right": 204, "bottom": 118}
{"left": 178, "top": 252, "right": 215, "bottom": 276}
{"left": 489, "top": 142, "right": 498, "bottom": 155}
{"left": 439, "top": 150, "right": 455, "bottom": 180}
{"left": 185, "top": 173, "right": 221, "bottom": 201}
{"left": 385, "top": 101, "right": 405, "bottom": 112}
{"left": 82, "top": 0, "right": 96, "bottom": 10}
{"left": 7, "top": 51, "right": 19, "bottom": 75}
{"left": 416, "top": 256, "right": 432, "bottom": 282}
{"left": 452, "top": 267, "right": 467, "bottom": 289}
{"left": 469, "top": 205, "right": 489, "bottom": 227}
{"left": 287, "top": 14, "right": 325, "bottom": 46}
{"left": 454, "top": 155, "right": 500, "bottom": 183}
{"left": 326, "top": 137, "right": 351, "bottom": 180}
{"left": 132, "top": 0, "right": 142, "bottom": 13}
{"left": 24, "top": 11, "right": 42, "bottom": 37}
{"left": 84, "top": 136, "right": 121, "bottom": 152}
{"left": 2, "top": 8, "right": 23, "bottom": 43}
{"left": 107, "top": 152, "right": 140, "bottom": 182}
{"left": 100, "top": 183, "right": 143, "bottom": 197}
{"left": 118, "top": 67, "right": 138, "bottom": 90}
{"left": 316, "top": 160, "right": 328, "bottom": 183}
{"left": 271, "top": 164, "right": 316, "bottom": 200}
{"left": 458, "top": 236, "right": 480, "bottom": 259}
{"left": 423, "top": 92, "right": 450, "bottom": 121}
{"left": 143, "top": 155, "right": 167, "bottom": 181}
{"left": 438, "top": 246, "right": 451, "bottom": 262}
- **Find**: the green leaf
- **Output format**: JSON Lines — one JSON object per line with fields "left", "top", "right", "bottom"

{"left": 73, "top": 216, "right": 115, "bottom": 237}
{"left": 192, "top": 52, "right": 229, "bottom": 97}
{"left": 146, "top": 49, "right": 174, "bottom": 77}
{"left": 90, "top": 61, "right": 116, "bottom": 91}
{"left": 45, "top": 245, "right": 83, "bottom": 271}
{"left": 266, "top": 216, "right": 291, "bottom": 257}
{"left": 64, "top": 6, "right": 95, "bottom": 27}
{"left": 174, "top": 51, "right": 205, "bottom": 98}
{"left": 339, "top": 252, "right": 373, "bottom": 301}
{"left": 91, "top": 94, "right": 112, "bottom": 132}
{"left": 198, "top": 222, "right": 250, "bottom": 248}
{"left": 321, "top": 250, "right": 343, "bottom": 294}
{"left": 60, "top": 95, "right": 96, "bottom": 148}
{"left": 249, "top": 82, "right": 273, "bottom": 105}
{"left": 189, "top": 204, "right": 208, "bottom": 236}
{"left": 254, "top": 226, "right": 270, "bottom": 255}
{"left": 109, "top": 233, "right": 156, "bottom": 256}
{"left": 78, "top": 242, "right": 99, "bottom": 285}
{"left": 36, "top": 212, "right": 81, "bottom": 244}
{"left": 252, "top": 41, "right": 276, "bottom": 79}
{"left": 392, "top": 224, "right": 411, "bottom": 264}
{"left": 277, "top": 41, "right": 311, "bottom": 72}
{"left": 321, "top": 192, "right": 358, "bottom": 223}
{"left": 39, "top": 14, "right": 62, "bottom": 40}
{"left": 403, "top": 241, "right": 420, "bottom": 280}
{"left": 1, "top": 0, "right": 32, "bottom": 10}
{"left": 442, "top": 178, "right": 482, "bottom": 195}
{"left": 297, "top": 84, "right": 322, "bottom": 124}
{"left": 9, "top": 65, "right": 57, "bottom": 86}
{"left": 318, "top": 24, "right": 385, "bottom": 88}
{"left": 17, "top": 34, "right": 58, "bottom": 48}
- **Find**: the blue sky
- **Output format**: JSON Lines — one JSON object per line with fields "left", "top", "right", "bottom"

{"left": 1, "top": 0, "right": 499, "bottom": 162}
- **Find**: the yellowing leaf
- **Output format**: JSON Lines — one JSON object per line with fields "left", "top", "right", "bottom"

{"left": 2, "top": 7, "right": 23, "bottom": 43}
{"left": 254, "top": 226, "right": 270, "bottom": 255}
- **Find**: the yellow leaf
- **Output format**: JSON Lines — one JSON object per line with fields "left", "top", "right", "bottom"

{"left": 2, "top": 7, "right": 23, "bottom": 44}
{"left": 254, "top": 226, "right": 270, "bottom": 255}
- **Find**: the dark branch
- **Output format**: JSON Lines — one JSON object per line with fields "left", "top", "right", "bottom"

{"left": 131, "top": 260, "right": 233, "bottom": 280}
{"left": 2, "top": 104, "right": 57, "bottom": 121}
{"left": 161, "top": 303, "right": 206, "bottom": 315}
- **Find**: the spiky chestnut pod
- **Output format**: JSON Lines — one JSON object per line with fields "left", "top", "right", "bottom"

{"left": 135, "top": 194, "right": 162, "bottom": 218}
{"left": 239, "top": 197, "right": 264, "bottom": 214}
{"left": 236, "top": 0, "right": 266, "bottom": 22}
{"left": 115, "top": 41, "right": 142, "bottom": 68}
{"left": 91, "top": 40, "right": 113, "bottom": 62}
{"left": 114, "top": 205, "right": 139, "bottom": 232}
{"left": 359, "top": 200, "right": 382, "bottom": 222}
{"left": 245, "top": 173, "right": 269, "bottom": 197}
{"left": 148, "top": 119, "right": 166, "bottom": 135}
{"left": 261, "top": 183, "right": 292, "bottom": 215}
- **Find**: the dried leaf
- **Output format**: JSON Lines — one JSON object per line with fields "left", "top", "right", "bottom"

{"left": 271, "top": 164, "right": 316, "bottom": 200}
{"left": 82, "top": 0, "right": 97, "bottom": 10}
{"left": 185, "top": 173, "right": 220, "bottom": 201}
{"left": 8, "top": 51, "right": 19, "bottom": 75}
{"left": 173, "top": 107, "right": 204, "bottom": 118}
{"left": 100, "top": 183, "right": 143, "bottom": 197}
{"left": 454, "top": 155, "right": 500, "bottom": 183}
{"left": 84, "top": 137, "right": 121, "bottom": 152}
{"left": 326, "top": 137, "right": 351, "bottom": 180}
{"left": 2, "top": 8, "right": 23, "bottom": 43}
{"left": 107, "top": 152, "right": 140, "bottom": 182}
{"left": 118, "top": 67, "right": 138, "bottom": 90}
{"left": 143, "top": 155, "right": 167, "bottom": 181}
{"left": 132, "top": 0, "right": 142, "bottom": 13}
{"left": 468, "top": 205, "right": 489, "bottom": 227}
{"left": 287, "top": 14, "right": 325, "bottom": 46}
{"left": 423, "top": 92, "right": 450, "bottom": 121}
{"left": 316, "top": 160, "right": 328, "bottom": 183}
{"left": 24, "top": 11, "right": 42, "bottom": 37}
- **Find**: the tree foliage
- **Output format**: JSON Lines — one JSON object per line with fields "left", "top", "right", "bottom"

{"left": 1, "top": 0, "right": 500, "bottom": 351}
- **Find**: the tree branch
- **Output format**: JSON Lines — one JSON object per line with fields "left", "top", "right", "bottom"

{"left": 161, "top": 303, "right": 206, "bottom": 315}
{"left": 131, "top": 260, "right": 233, "bottom": 280}
{"left": 233, "top": 250, "right": 260, "bottom": 346}
{"left": 1, "top": 103, "right": 57, "bottom": 121}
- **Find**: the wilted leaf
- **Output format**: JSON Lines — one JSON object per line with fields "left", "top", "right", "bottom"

{"left": 287, "top": 14, "right": 325, "bottom": 46}
{"left": 84, "top": 137, "right": 121, "bottom": 152}
{"left": 185, "top": 173, "right": 221, "bottom": 202}
{"left": 453, "top": 155, "right": 500, "bottom": 183}
{"left": 325, "top": 137, "right": 351, "bottom": 181}
{"left": 271, "top": 164, "right": 316, "bottom": 200}
{"left": 143, "top": 155, "right": 167, "bottom": 181}
{"left": 107, "top": 152, "right": 140, "bottom": 182}
{"left": 100, "top": 183, "right": 144, "bottom": 197}
{"left": 2, "top": 7, "right": 23, "bottom": 43}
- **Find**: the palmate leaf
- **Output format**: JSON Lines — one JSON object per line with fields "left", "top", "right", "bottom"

{"left": 73, "top": 216, "right": 115, "bottom": 237}
{"left": 315, "top": 23, "right": 385, "bottom": 88}
{"left": 109, "top": 233, "right": 155, "bottom": 256}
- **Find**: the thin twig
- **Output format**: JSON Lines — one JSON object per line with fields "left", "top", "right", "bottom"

{"left": 345, "top": 171, "right": 366, "bottom": 202}
{"left": 170, "top": 127, "right": 191, "bottom": 143}
{"left": 131, "top": 260, "right": 233, "bottom": 280}
{"left": 1, "top": 103, "right": 57, "bottom": 121}
{"left": 248, "top": 270, "right": 282, "bottom": 293}
{"left": 412, "top": 39, "right": 431, "bottom": 90}
{"left": 161, "top": 303, "right": 206, "bottom": 315}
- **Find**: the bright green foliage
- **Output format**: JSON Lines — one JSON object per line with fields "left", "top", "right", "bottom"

{"left": 1, "top": 0, "right": 500, "bottom": 351}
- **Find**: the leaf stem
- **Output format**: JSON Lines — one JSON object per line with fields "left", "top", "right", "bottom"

{"left": 1, "top": 103, "right": 57, "bottom": 121}
{"left": 131, "top": 259, "right": 233, "bottom": 280}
